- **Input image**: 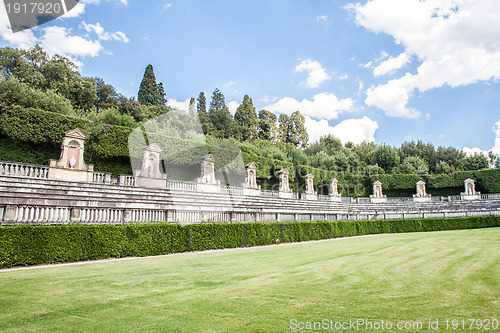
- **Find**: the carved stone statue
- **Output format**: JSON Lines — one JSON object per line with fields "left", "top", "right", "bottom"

{"left": 278, "top": 169, "right": 293, "bottom": 199}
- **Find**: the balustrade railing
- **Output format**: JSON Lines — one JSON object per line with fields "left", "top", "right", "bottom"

{"left": 167, "top": 179, "right": 197, "bottom": 192}
{"left": 0, "top": 161, "right": 48, "bottom": 179}
{"left": 261, "top": 190, "right": 279, "bottom": 198}
{"left": 221, "top": 186, "right": 244, "bottom": 195}
{"left": 117, "top": 175, "right": 136, "bottom": 186}
{"left": 93, "top": 172, "right": 111, "bottom": 184}
{"left": 481, "top": 193, "right": 500, "bottom": 200}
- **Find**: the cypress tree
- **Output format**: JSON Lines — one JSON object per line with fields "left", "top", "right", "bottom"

{"left": 138, "top": 64, "right": 166, "bottom": 106}
{"left": 208, "top": 88, "right": 234, "bottom": 139}
{"left": 234, "top": 95, "right": 259, "bottom": 141}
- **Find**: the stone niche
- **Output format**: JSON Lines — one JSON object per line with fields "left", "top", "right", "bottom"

{"left": 196, "top": 154, "right": 221, "bottom": 193}
{"left": 370, "top": 180, "right": 387, "bottom": 203}
{"left": 413, "top": 180, "right": 431, "bottom": 203}
{"left": 134, "top": 144, "right": 167, "bottom": 189}
{"left": 48, "top": 128, "right": 94, "bottom": 183}
{"left": 278, "top": 168, "right": 293, "bottom": 199}
{"left": 303, "top": 173, "right": 317, "bottom": 201}
{"left": 330, "top": 178, "right": 342, "bottom": 202}
{"left": 461, "top": 178, "right": 481, "bottom": 200}
{"left": 242, "top": 162, "right": 261, "bottom": 196}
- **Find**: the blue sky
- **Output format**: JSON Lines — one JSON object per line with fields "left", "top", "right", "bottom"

{"left": 1, "top": 0, "right": 499, "bottom": 155}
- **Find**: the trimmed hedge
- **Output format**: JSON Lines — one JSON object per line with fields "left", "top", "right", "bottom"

{"left": 0, "top": 216, "right": 498, "bottom": 268}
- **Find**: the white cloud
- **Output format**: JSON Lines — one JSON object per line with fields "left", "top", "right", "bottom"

{"left": 352, "top": 0, "right": 500, "bottom": 118}
{"left": 167, "top": 98, "right": 190, "bottom": 111}
{"left": 82, "top": 22, "right": 129, "bottom": 42}
{"left": 40, "top": 26, "right": 103, "bottom": 58}
{"left": 264, "top": 92, "right": 354, "bottom": 120}
{"left": 373, "top": 53, "right": 409, "bottom": 76}
{"left": 61, "top": 2, "right": 86, "bottom": 18}
{"left": 295, "top": 59, "right": 331, "bottom": 88}
{"left": 492, "top": 120, "right": 500, "bottom": 157}
{"left": 365, "top": 74, "right": 421, "bottom": 118}
{"left": 305, "top": 116, "right": 378, "bottom": 144}
{"left": 228, "top": 101, "right": 240, "bottom": 115}
{"left": 223, "top": 81, "right": 238, "bottom": 95}
{"left": 316, "top": 15, "right": 329, "bottom": 24}
{"left": 461, "top": 147, "right": 485, "bottom": 157}
{"left": 161, "top": 3, "right": 173, "bottom": 12}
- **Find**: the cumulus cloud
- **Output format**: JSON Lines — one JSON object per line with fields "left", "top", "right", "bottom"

{"left": 305, "top": 116, "right": 378, "bottom": 144}
{"left": 295, "top": 59, "right": 331, "bottom": 88}
{"left": 61, "top": 2, "right": 86, "bottom": 18}
{"left": 373, "top": 53, "right": 409, "bottom": 76}
{"left": 351, "top": 0, "right": 500, "bottom": 118}
{"left": 167, "top": 98, "right": 190, "bottom": 111}
{"left": 227, "top": 101, "right": 240, "bottom": 115}
{"left": 316, "top": 15, "right": 330, "bottom": 24}
{"left": 82, "top": 22, "right": 129, "bottom": 42}
{"left": 41, "top": 26, "right": 103, "bottom": 58}
{"left": 264, "top": 93, "right": 354, "bottom": 120}
{"left": 492, "top": 120, "right": 500, "bottom": 156}
{"left": 461, "top": 147, "right": 485, "bottom": 157}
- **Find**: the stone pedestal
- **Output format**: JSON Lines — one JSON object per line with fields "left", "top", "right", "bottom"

{"left": 3, "top": 205, "right": 18, "bottom": 222}
{"left": 134, "top": 144, "right": 167, "bottom": 189}
{"left": 370, "top": 180, "right": 387, "bottom": 203}
{"left": 242, "top": 162, "right": 261, "bottom": 196}
{"left": 413, "top": 180, "right": 431, "bottom": 202}
{"left": 196, "top": 154, "right": 221, "bottom": 193}
{"left": 48, "top": 128, "right": 94, "bottom": 183}
{"left": 329, "top": 178, "right": 342, "bottom": 202}
{"left": 303, "top": 193, "right": 318, "bottom": 201}
{"left": 461, "top": 178, "right": 480, "bottom": 200}
{"left": 278, "top": 168, "right": 293, "bottom": 199}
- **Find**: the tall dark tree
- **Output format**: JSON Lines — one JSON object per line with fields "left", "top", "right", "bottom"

{"left": 138, "top": 64, "right": 166, "bottom": 106}
{"left": 258, "top": 109, "right": 278, "bottom": 142}
{"left": 197, "top": 91, "right": 213, "bottom": 135}
{"left": 234, "top": 95, "right": 259, "bottom": 141}
{"left": 208, "top": 88, "right": 234, "bottom": 138}
{"left": 290, "top": 111, "right": 309, "bottom": 148}
{"left": 278, "top": 113, "right": 293, "bottom": 144}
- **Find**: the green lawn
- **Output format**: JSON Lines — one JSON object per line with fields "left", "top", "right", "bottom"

{"left": 0, "top": 228, "right": 499, "bottom": 332}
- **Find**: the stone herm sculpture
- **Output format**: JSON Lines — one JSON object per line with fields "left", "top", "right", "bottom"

{"left": 48, "top": 128, "right": 94, "bottom": 183}
{"left": 330, "top": 178, "right": 342, "bottom": 202}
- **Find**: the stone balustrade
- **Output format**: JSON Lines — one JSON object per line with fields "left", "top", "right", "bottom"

{"left": 0, "top": 161, "right": 49, "bottom": 179}
{"left": 167, "top": 179, "right": 197, "bottom": 192}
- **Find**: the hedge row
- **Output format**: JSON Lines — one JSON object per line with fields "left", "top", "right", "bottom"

{"left": 1, "top": 216, "right": 498, "bottom": 268}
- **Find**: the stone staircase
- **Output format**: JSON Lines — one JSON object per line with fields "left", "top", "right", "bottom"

{"left": 0, "top": 176, "right": 499, "bottom": 225}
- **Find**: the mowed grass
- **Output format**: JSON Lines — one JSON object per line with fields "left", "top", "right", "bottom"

{"left": 0, "top": 228, "right": 499, "bottom": 332}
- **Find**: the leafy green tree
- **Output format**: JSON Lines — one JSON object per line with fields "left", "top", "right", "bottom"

{"left": 371, "top": 145, "right": 401, "bottom": 173}
{"left": 138, "top": 64, "right": 166, "bottom": 106}
{"left": 394, "top": 156, "right": 429, "bottom": 174}
{"left": 258, "top": 110, "right": 278, "bottom": 142}
{"left": 290, "top": 111, "right": 309, "bottom": 148}
{"left": 234, "top": 95, "right": 259, "bottom": 141}
{"left": 435, "top": 146, "right": 465, "bottom": 170}
{"left": 0, "top": 76, "right": 73, "bottom": 115}
{"left": 278, "top": 113, "right": 293, "bottom": 144}
{"left": 459, "top": 153, "right": 489, "bottom": 171}
{"left": 434, "top": 161, "right": 456, "bottom": 174}
{"left": 92, "top": 77, "right": 118, "bottom": 112}
{"left": 208, "top": 88, "right": 234, "bottom": 138}
{"left": 98, "top": 108, "right": 138, "bottom": 128}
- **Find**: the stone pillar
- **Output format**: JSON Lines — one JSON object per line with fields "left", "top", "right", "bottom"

{"left": 48, "top": 128, "right": 94, "bottom": 183}
{"left": 461, "top": 178, "right": 481, "bottom": 200}
{"left": 2, "top": 205, "right": 18, "bottom": 223}
{"left": 278, "top": 169, "right": 293, "bottom": 199}
{"left": 329, "top": 178, "right": 342, "bottom": 202}
{"left": 70, "top": 207, "right": 81, "bottom": 223}
{"left": 413, "top": 180, "right": 431, "bottom": 202}
{"left": 303, "top": 173, "right": 317, "bottom": 200}
{"left": 196, "top": 154, "right": 221, "bottom": 193}
{"left": 242, "top": 162, "right": 261, "bottom": 196}
{"left": 135, "top": 143, "right": 167, "bottom": 189}
{"left": 370, "top": 180, "right": 387, "bottom": 203}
